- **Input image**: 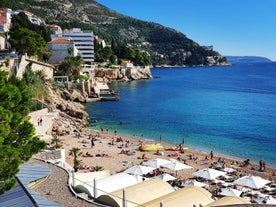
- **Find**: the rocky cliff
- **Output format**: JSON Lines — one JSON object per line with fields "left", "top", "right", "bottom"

{"left": 42, "top": 82, "right": 89, "bottom": 133}
{"left": 94, "top": 67, "right": 152, "bottom": 81}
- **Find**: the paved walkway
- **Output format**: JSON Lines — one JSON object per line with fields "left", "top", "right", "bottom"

{"left": 29, "top": 109, "right": 60, "bottom": 142}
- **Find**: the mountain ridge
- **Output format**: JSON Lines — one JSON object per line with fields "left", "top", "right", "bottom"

{"left": 7, "top": 0, "right": 229, "bottom": 66}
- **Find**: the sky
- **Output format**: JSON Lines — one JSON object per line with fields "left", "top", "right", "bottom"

{"left": 97, "top": 0, "right": 276, "bottom": 61}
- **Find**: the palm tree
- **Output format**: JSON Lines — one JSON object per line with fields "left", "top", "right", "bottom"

{"left": 59, "top": 56, "right": 83, "bottom": 80}
{"left": 69, "top": 147, "right": 82, "bottom": 172}
{"left": 50, "top": 136, "right": 62, "bottom": 149}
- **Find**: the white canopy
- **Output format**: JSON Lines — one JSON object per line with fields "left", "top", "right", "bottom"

{"left": 181, "top": 180, "right": 208, "bottom": 188}
{"left": 161, "top": 161, "right": 192, "bottom": 171}
{"left": 219, "top": 188, "right": 243, "bottom": 197}
{"left": 153, "top": 173, "right": 177, "bottom": 181}
{"left": 233, "top": 175, "right": 271, "bottom": 189}
{"left": 124, "top": 165, "right": 155, "bottom": 176}
{"left": 74, "top": 172, "right": 141, "bottom": 198}
{"left": 192, "top": 168, "right": 226, "bottom": 180}
{"left": 142, "top": 158, "right": 171, "bottom": 169}
{"left": 254, "top": 196, "right": 276, "bottom": 204}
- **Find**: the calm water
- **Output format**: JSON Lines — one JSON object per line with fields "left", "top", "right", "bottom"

{"left": 85, "top": 62, "right": 276, "bottom": 167}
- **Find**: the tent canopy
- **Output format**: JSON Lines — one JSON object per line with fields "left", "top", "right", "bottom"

{"left": 96, "top": 179, "right": 175, "bottom": 207}
{"left": 74, "top": 172, "right": 140, "bottom": 198}
{"left": 141, "top": 186, "right": 214, "bottom": 207}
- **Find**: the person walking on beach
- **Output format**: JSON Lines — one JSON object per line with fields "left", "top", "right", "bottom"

{"left": 91, "top": 137, "right": 95, "bottom": 148}
{"left": 210, "top": 150, "right": 214, "bottom": 160}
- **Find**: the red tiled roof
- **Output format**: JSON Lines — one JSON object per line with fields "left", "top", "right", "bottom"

{"left": 48, "top": 39, "right": 71, "bottom": 44}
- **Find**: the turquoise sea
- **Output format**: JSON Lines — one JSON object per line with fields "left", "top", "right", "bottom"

{"left": 85, "top": 62, "right": 276, "bottom": 167}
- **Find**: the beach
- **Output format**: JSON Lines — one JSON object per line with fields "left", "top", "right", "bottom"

{"left": 60, "top": 128, "right": 276, "bottom": 182}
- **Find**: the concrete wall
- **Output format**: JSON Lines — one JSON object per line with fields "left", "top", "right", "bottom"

{"left": 17, "top": 54, "right": 54, "bottom": 80}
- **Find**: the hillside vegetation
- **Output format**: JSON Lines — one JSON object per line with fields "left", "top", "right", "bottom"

{"left": 5, "top": 0, "right": 228, "bottom": 66}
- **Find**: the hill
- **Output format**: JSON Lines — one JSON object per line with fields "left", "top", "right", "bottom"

{"left": 226, "top": 56, "right": 272, "bottom": 64}
{"left": 7, "top": 0, "right": 229, "bottom": 66}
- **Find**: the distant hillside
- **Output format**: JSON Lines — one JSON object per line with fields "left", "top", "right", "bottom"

{"left": 226, "top": 56, "right": 272, "bottom": 64}
{"left": 5, "top": 0, "right": 229, "bottom": 66}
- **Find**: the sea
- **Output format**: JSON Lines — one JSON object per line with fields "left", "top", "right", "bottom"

{"left": 84, "top": 62, "right": 276, "bottom": 167}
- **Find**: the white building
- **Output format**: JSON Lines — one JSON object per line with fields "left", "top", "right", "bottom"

{"left": 47, "top": 38, "right": 76, "bottom": 65}
{"left": 51, "top": 28, "right": 94, "bottom": 67}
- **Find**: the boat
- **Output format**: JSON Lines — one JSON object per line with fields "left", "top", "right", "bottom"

{"left": 139, "top": 144, "right": 164, "bottom": 151}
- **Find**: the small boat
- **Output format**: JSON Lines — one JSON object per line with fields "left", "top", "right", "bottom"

{"left": 139, "top": 144, "right": 164, "bottom": 151}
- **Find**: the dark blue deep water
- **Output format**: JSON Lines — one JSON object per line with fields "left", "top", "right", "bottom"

{"left": 85, "top": 62, "right": 276, "bottom": 166}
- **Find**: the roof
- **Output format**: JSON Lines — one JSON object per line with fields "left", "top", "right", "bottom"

{"left": 48, "top": 39, "right": 71, "bottom": 44}
{"left": 142, "top": 186, "right": 214, "bottom": 207}
{"left": 96, "top": 179, "right": 175, "bottom": 207}
{"left": 0, "top": 163, "right": 61, "bottom": 207}
{"left": 74, "top": 172, "right": 141, "bottom": 198}
{"left": 206, "top": 196, "right": 250, "bottom": 206}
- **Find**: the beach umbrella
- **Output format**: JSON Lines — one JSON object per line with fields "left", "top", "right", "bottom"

{"left": 192, "top": 168, "right": 226, "bottom": 180}
{"left": 153, "top": 173, "right": 177, "bottom": 181}
{"left": 181, "top": 180, "right": 208, "bottom": 188}
{"left": 219, "top": 188, "right": 243, "bottom": 197}
{"left": 233, "top": 175, "right": 271, "bottom": 189}
{"left": 254, "top": 196, "right": 276, "bottom": 204}
{"left": 124, "top": 165, "right": 155, "bottom": 176}
{"left": 222, "top": 167, "right": 236, "bottom": 173}
{"left": 142, "top": 158, "right": 171, "bottom": 169}
{"left": 161, "top": 161, "right": 192, "bottom": 176}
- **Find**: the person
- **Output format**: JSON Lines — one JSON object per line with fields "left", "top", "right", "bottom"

{"left": 263, "top": 161, "right": 266, "bottom": 172}
{"left": 210, "top": 151, "right": 214, "bottom": 160}
{"left": 114, "top": 129, "right": 117, "bottom": 136}
{"left": 259, "top": 160, "right": 263, "bottom": 171}
{"left": 91, "top": 137, "right": 95, "bottom": 148}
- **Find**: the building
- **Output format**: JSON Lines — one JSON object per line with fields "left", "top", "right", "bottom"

{"left": 47, "top": 38, "right": 76, "bottom": 65}
{"left": 0, "top": 8, "right": 12, "bottom": 32}
{"left": 48, "top": 24, "right": 62, "bottom": 35}
{"left": 51, "top": 28, "right": 94, "bottom": 68}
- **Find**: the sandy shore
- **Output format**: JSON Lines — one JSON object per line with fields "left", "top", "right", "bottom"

{"left": 58, "top": 128, "right": 276, "bottom": 182}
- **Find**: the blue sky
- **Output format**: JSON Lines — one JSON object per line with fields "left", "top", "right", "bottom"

{"left": 97, "top": 0, "right": 276, "bottom": 61}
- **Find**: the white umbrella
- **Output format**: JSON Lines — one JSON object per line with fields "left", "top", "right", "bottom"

{"left": 254, "top": 196, "right": 276, "bottom": 204}
{"left": 142, "top": 158, "right": 171, "bottom": 169}
{"left": 192, "top": 168, "right": 226, "bottom": 180}
{"left": 153, "top": 173, "right": 177, "bottom": 181}
{"left": 181, "top": 180, "right": 208, "bottom": 188}
{"left": 233, "top": 175, "right": 271, "bottom": 189}
{"left": 222, "top": 167, "right": 236, "bottom": 173}
{"left": 219, "top": 187, "right": 242, "bottom": 197}
{"left": 161, "top": 161, "right": 192, "bottom": 176}
{"left": 124, "top": 165, "right": 155, "bottom": 176}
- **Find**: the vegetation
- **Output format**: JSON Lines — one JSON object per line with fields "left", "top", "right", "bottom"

{"left": 8, "top": 12, "right": 51, "bottom": 61}
{"left": 0, "top": 71, "right": 46, "bottom": 194}
{"left": 6, "top": 0, "right": 228, "bottom": 66}
{"left": 50, "top": 136, "right": 63, "bottom": 149}
{"left": 95, "top": 38, "right": 151, "bottom": 66}
{"left": 57, "top": 55, "right": 84, "bottom": 81}
{"left": 69, "top": 147, "right": 82, "bottom": 172}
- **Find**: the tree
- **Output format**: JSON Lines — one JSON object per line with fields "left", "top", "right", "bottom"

{"left": 58, "top": 56, "right": 83, "bottom": 80}
{"left": 0, "top": 71, "right": 46, "bottom": 194}
{"left": 9, "top": 27, "right": 46, "bottom": 56}
{"left": 69, "top": 147, "right": 82, "bottom": 172}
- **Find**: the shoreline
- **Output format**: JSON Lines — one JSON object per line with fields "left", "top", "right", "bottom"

{"left": 61, "top": 127, "right": 276, "bottom": 182}
{"left": 89, "top": 128, "right": 276, "bottom": 169}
